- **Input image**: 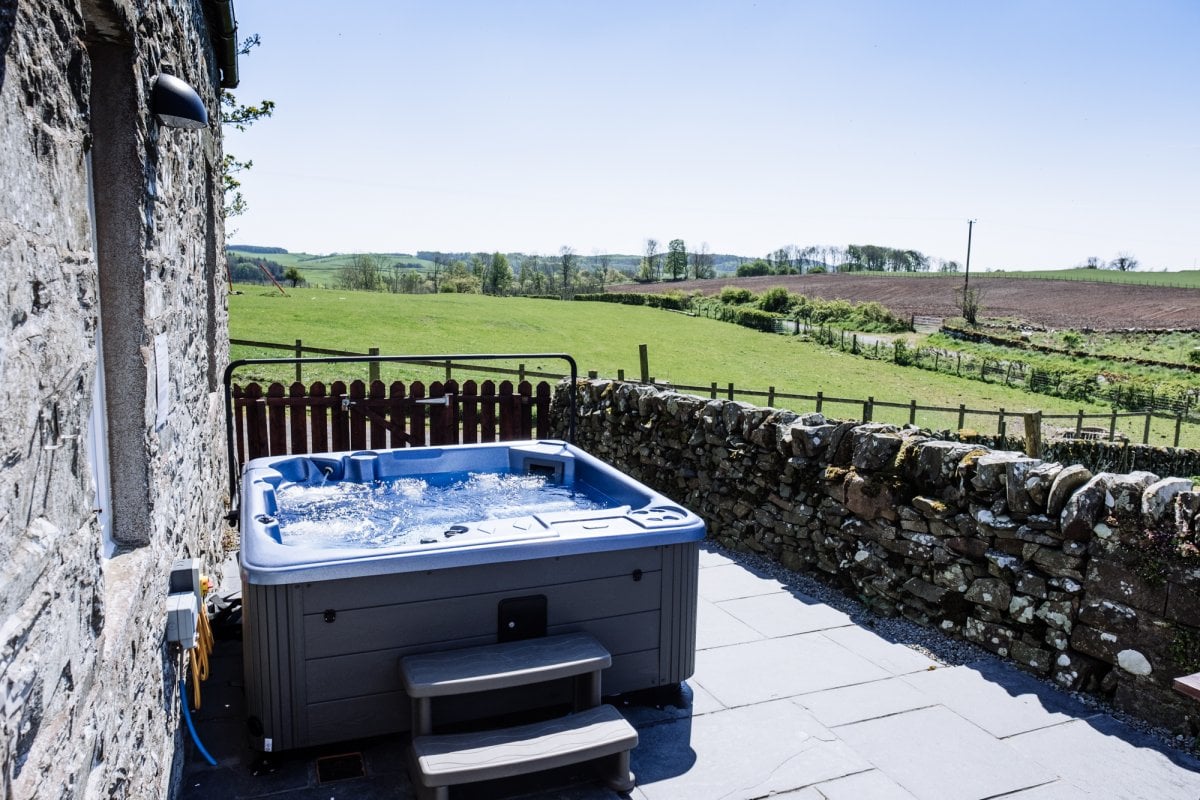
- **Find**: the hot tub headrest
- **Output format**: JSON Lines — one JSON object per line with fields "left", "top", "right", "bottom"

{"left": 508, "top": 442, "right": 575, "bottom": 485}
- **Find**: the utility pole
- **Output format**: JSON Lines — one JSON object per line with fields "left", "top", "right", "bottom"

{"left": 963, "top": 219, "right": 976, "bottom": 322}
{"left": 964, "top": 218, "right": 975, "bottom": 293}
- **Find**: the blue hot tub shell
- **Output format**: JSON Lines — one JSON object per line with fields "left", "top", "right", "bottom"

{"left": 239, "top": 440, "right": 704, "bottom": 752}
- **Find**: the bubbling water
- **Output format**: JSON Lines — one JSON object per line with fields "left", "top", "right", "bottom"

{"left": 273, "top": 470, "right": 606, "bottom": 548}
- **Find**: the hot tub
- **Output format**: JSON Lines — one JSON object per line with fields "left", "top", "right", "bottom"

{"left": 239, "top": 440, "right": 704, "bottom": 752}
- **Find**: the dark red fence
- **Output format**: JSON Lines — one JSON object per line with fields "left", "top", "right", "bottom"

{"left": 231, "top": 378, "right": 554, "bottom": 465}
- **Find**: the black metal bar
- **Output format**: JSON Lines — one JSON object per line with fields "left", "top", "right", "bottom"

{"left": 222, "top": 352, "right": 578, "bottom": 520}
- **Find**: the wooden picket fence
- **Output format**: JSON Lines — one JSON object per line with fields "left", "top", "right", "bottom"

{"left": 232, "top": 377, "right": 554, "bottom": 464}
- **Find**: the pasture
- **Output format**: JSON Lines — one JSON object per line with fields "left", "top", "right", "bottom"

{"left": 226, "top": 286, "right": 1199, "bottom": 447}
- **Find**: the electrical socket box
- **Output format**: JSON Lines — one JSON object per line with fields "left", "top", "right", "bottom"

{"left": 167, "top": 592, "right": 199, "bottom": 648}
{"left": 170, "top": 558, "right": 201, "bottom": 604}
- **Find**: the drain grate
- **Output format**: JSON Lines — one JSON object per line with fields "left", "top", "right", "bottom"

{"left": 315, "top": 752, "right": 365, "bottom": 783}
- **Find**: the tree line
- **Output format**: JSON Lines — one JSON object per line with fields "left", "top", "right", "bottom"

{"left": 251, "top": 238, "right": 975, "bottom": 298}
{"left": 733, "top": 244, "right": 961, "bottom": 277}
{"left": 333, "top": 248, "right": 615, "bottom": 298}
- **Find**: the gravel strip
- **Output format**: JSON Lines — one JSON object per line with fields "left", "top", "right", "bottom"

{"left": 703, "top": 539, "right": 1200, "bottom": 757}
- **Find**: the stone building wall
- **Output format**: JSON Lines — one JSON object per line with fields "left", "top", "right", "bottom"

{"left": 1, "top": 2, "right": 229, "bottom": 798}
{"left": 555, "top": 380, "right": 1200, "bottom": 735}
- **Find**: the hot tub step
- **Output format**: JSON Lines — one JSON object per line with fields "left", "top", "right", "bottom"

{"left": 410, "top": 704, "right": 637, "bottom": 798}
{"left": 399, "top": 632, "right": 611, "bottom": 699}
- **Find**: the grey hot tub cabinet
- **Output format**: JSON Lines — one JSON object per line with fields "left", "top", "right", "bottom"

{"left": 242, "top": 542, "right": 699, "bottom": 752}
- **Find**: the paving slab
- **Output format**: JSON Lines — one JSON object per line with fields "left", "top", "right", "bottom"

{"left": 761, "top": 788, "right": 823, "bottom": 799}
{"left": 995, "top": 782, "right": 1093, "bottom": 800}
{"left": 794, "top": 677, "right": 935, "bottom": 727}
{"left": 632, "top": 700, "right": 871, "bottom": 800}
{"left": 901, "top": 661, "right": 1096, "bottom": 738}
{"left": 695, "top": 598, "right": 764, "bottom": 650}
{"left": 693, "top": 632, "right": 891, "bottom": 707}
{"left": 810, "top": 769, "right": 920, "bottom": 799}
{"left": 685, "top": 681, "right": 724, "bottom": 717}
{"left": 1007, "top": 716, "right": 1200, "bottom": 800}
{"left": 717, "top": 590, "right": 854, "bottom": 637}
{"left": 697, "top": 546, "right": 738, "bottom": 568}
{"left": 834, "top": 705, "right": 1056, "bottom": 800}
{"left": 818, "top": 624, "right": 941, "bottom": 675}
{"left": 695, "top": 562, "right": 787, "bottom": 602}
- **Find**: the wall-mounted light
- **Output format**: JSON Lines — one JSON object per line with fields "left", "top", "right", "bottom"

{"left": 151, "top": 73, "right": 208, "bottom": 129}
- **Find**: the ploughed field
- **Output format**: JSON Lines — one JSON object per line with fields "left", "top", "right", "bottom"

{"left": 609, "top": 274, "right": 1200, "bottom": 331}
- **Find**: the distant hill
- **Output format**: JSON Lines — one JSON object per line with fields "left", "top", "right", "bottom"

{"left": 228, "top": 247, "right": 747, "bottom": 278}
{"left": 228, "top": 244, "right": 289, "bottom": 254}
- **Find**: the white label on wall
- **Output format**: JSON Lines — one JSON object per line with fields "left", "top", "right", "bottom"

{"left": 263, "top": 738, "right": 273, "bottom": 752}
{"left": 155, "top": 334, "right": 171, "bottom": 430}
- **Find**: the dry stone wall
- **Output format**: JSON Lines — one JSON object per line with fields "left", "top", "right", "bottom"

{"left": 1, "top": 2, "right": 229, "bottom": 798}
{"left": 554, "top": 380, "right": 1200, "bottom": 735}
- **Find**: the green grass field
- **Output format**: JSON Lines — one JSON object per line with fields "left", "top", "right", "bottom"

{"left": 228, "top": 285, "right": 1198, "bottom": 447}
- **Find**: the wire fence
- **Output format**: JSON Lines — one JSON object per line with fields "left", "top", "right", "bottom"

{"left": 791, "top": 324, "right": 1200, "bottom": 422}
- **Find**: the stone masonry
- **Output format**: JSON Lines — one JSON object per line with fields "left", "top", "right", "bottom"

{"left": 554, "top": 380, "right": 1200, "bottom": 736}
{"left": 2, "top": 2, "right": 230, "bottom": 798}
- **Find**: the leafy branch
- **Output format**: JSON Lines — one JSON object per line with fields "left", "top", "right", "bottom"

{"left": 221, "top": 34, "right": 274, "bottom": 221}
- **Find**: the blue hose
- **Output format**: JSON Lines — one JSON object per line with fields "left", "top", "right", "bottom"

{"left": 180, "top": 679, "right": 217, "bottom": 766}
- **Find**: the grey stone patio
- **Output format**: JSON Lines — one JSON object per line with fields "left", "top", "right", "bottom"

{"left": 179, "top": 545, "right": 1200, "bottom": 799}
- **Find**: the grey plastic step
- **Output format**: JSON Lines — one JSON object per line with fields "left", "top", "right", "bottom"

{"left": 399, "top": 632, "right": 611, "bottom": 698}
{"left": 410, "top": 704, "right": 637, "bottom": 794}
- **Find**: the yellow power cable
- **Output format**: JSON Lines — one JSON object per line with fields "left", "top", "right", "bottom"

{"left": 188, "top": 586, "right": 215, "bottom": 709}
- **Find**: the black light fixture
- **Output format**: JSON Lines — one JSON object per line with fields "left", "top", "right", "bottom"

{"left": 151, "top": 73, "right": 208, "bottom": 129}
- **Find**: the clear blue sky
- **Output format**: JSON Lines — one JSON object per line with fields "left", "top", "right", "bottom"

{"left": 228, "top": 1, "right": 1199, "bottom": 270}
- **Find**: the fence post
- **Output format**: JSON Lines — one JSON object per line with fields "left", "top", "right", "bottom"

{"left": 958, "top": 404, "right": 966, "bottom": 430}
{"left": 727, "top": 382, "right": 735, "bottom": 401}
{"left": 816, "top": 391, "right": 824, "bottom": 413}
{"left": 1023, "top": 411, "right": 1042, "bottom": 458}
{"left": 934, "top": 351, "right": 940, "bottom": 371}
{"left": 1143, "top": 411, "right": 1152, "bottom": 444}
{"left": 1075, "top": 409, "right": 1084, "bottom": 437}
{"left": 710, "top": 381, "right": 718, "bottom": 399}
{"left": 852, "top": 334, "right": 858, "bottom": 354}
{"left": 840, "top": 329, "right": 845, "bottom": 349}
{"left": 519, "top": 363, "right": 526, "bottom": 382}
{"left": 874, "top": 341, "right": 880, "bottom": 358}
{"left": 957, "top": 352, "right": 962, "bottom": 376}
{"left": 1108, "top": 409, "right": 1118, "bottom": 441}
{"left": 295, "top": 339, "right": 303, "bottom": 383}
{"left": 909, "top": 399, "right": 917, "bottom": 425}
{"left": 617, "top": 368, "right": 625, "bottom": 382}
{"left": 767, "top": 386, "right": 776, "bottom": 407}
{"left": 587, "top": 370, "right": 598, "bottom": 379}
{"left": 369, "top": 347, "right": 380, "bottom": 383}
{"left": 997, "top": 408, "right": 1006, "bottom": 438}
{"left": 445, "top": 360, "right": 452, "bottom": 383}
{"left": 864, "top": 396, "right": 874, "bottom": 422}
{"left": 639, "top": 344, "right": 650, "bottom": 384}
{"left": 1175, "top": 413, "right": 1183, "bottom": 447}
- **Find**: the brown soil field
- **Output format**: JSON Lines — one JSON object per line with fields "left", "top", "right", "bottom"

{"left": 607, "top": 274, "right": 1200, "bottom": 331}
